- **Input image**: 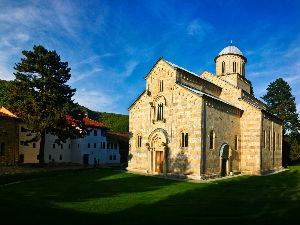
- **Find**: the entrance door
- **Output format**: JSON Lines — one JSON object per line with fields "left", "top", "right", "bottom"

{"left": 155, "top": 151, "right": 163, "bottom": 173}
{"left": 220, "top": 158, "right": 227, "bottom": 176}
{"left": 83, "top": 154, "right": 89, "bottom": 166}
{"left": 19, "top": 154, "right": 24, "bottom": 163}
{"left": 149, "top": 128, "right": 169, "bottom": 175}
{"left": 219, "top": 143, "right": 230, "bottom": 177}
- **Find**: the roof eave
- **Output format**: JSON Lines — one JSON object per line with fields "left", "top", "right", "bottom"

{"left": 214, "top": 53, "right": 247, "bottom": 63}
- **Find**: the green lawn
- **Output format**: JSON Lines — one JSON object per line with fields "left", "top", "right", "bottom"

{"left": 0, "top": 166, "right": 299, "bottom": 225}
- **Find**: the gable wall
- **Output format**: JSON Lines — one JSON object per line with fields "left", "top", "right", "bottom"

{"left": 129, "top": 60, "right": 204, "bottom": 176}
{"left": 168, "top": 85, "right": 203, "bottom": 176}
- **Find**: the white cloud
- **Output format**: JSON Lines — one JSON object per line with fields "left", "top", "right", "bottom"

{"left": 15, "top": 33, "right": 30, "bottom": 43}
{"left": 122, "top": 60, "right": 139, "bottom": 78}
{"left": 0, "top": 67, "right": 14, "bottom": 80}
{"left": 69, "top": 67, "right": 103, "bottom": 84}
{"left": 74, "top": 88, "right": 120, "bottom": 112}
{"left": 0, "top": 0, "right": 84, "bottom": 80}
{"left": 186, "top": 19, "right": 213, "bottom": 38}
{"left": 284, "top": 74, "right": 300, "bottom": 84}
{"left": 51, "top": 0, "right": 81, "bottom": 38}
{"left": 0, "top": 5, "right": 40, "bottom": 26}
{"left": 75, "top": 53, "right": 113, "bottom": 67}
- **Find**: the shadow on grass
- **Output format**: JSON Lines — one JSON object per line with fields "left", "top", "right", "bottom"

{"left": 0, "top": 167, "right": 299, "bottom": 225}
{"left": 98, "top": 169, "right": 300, "bottom": 225}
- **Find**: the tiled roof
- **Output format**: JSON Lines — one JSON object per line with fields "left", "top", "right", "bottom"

{"left": 83, "top": 117, "right": 109, "bottom": 129}
{"left": 66, "top": 115, "right": 109, "bottom": 129}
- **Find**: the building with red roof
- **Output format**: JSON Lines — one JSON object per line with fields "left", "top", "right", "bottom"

{"left": 19, "top": 113, "right": 128, "bottom": 166}
{"left": 0, "top": 106, "right": 129, "bottom": 166}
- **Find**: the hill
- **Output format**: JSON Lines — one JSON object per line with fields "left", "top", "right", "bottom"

{"left": 86, "top": 108, "right": 129, "bottom": 134}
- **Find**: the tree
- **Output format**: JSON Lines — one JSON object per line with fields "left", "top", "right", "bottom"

{"left": 261, "top": 78, "right": 299, "bottom": 136}
{"left": 261, "top": 78, "right": 300, "bottom": 163}
{"left": 0, "top": 79, "right": 11, "bottom": 108}
{"left": 289, "top": 134, "right": 300, "bottom": 162}
{"left": 8, "top": 45, "right": 87, "bottom": 163}
{"left": 248, "top": 79, "right": 254, "bottom": 96}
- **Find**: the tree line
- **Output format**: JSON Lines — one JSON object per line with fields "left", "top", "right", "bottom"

{"left": 0, "top": 45, "right": 299, "bottom": 164}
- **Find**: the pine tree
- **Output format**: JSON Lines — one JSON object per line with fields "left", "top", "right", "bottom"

{"left": 0, "top": 80, "right": 11, "bottom": 107}
{"left": 289, "top": 135, "right": 300, "bottom": 161}
{"left": 8, "top": 45, "right": 87, "bottom": 163}
{"left": 262, "top": 78, "right": 300, "bottom": 163}
{"left": 261, "top": 78, "right": 299, "bottom": 136}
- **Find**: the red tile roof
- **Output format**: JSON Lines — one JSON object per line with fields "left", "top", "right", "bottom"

{"left": 66, "top": 115, "right": 109, "bottom": 129}
{"left": 83, "top": 117, "right": 109, "bottom": 129}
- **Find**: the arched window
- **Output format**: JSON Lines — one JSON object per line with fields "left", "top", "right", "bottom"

{"left": 269, "top": 130, "right": 271, "bottom": 151}
{"left": 273, "top": 132, "right": 276, "bottom": 151}
{"left": 234, "top": 135, "right": 238, "bottom": 150}
{"left": 157, "top": 103, "right": 164, "bottom": 121}
{"left": 0, "top": 142, "right": 5, "bottom": 156}
{"left": 263, "top": 130, "right": 266, "bottom": 149}
{"left": 159, "top": 80, "right": 164, "bottom": 92}
{"left": 181, "top": 132, "right": 188, "bottom": 147}
{"left": 137, "top": 135, "right": 142, "bottom": 148}
{"left": 277, "top": 133, "right": 280, "bottom": 150}
{"left": 209, "top": 130, "right": 215, "bottom": 149}
{"left": 242, "top": 63, "right": 245, "bottom": 76}
{"left": 221, "top": 61, "right": 225, "bottom": 74}
{"left": 153, "top": 95, "right": 166, "bottom": 122}
{"left": 233, "top": 62, "right": 237, "bottom": 73}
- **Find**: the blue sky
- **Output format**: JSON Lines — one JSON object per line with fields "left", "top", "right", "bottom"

{"left": 0, "top": 0, "right": 299, "bottom": 115}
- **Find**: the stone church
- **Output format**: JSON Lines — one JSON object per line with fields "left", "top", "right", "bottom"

{"left": 127, "top": 44, "right": 283, "bottom": 179}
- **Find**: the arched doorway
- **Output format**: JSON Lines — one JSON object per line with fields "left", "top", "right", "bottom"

{"left": 148, "top": 129, "right": 169, "bottom": 175}
{"left": 219, "top": 143, "right": 230, "bottom": 176}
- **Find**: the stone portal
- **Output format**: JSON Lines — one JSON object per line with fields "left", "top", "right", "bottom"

{"left": 220, "top": 143, "right": 230, "bottom": 176}
{"left": 148, "top": 128, "right": 169, "bottom": 175}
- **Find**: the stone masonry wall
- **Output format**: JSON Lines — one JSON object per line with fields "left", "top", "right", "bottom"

{"left": 0, "top": 117, "right": 19, "bottom": 165}
{"left": 204, "top": 98, "right": 241, "bottom": 175}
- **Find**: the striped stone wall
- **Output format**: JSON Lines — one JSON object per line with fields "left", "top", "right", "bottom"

{"left": 0, "top": 117, "right": 19, "bottom": 165}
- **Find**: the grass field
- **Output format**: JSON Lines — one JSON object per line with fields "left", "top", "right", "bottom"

{"left": 0, "top": 166, "right": 299, "bottom": 225}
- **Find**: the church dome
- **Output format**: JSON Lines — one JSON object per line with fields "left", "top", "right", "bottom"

{"left": 218, "top": 45, "right": 243, "bottom": 56}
